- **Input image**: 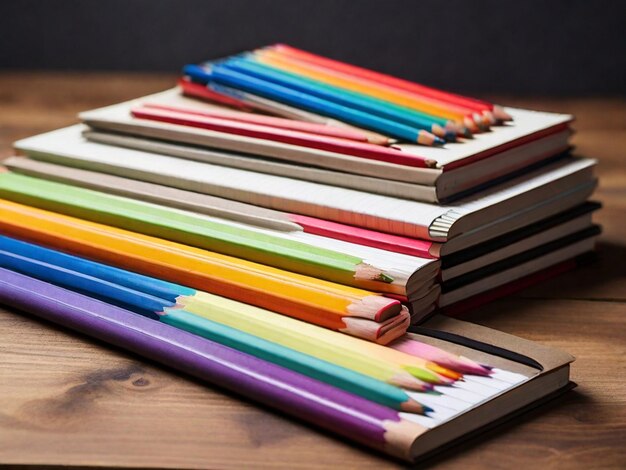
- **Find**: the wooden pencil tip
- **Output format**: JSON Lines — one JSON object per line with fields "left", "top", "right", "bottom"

{"left": 428, "top": 363, "right": 463, "bottom": 381}
{"left": 458, "top": 356, "right": 493, "bottom": 376}
{"left": 430, "top": 124, "right": 447, "bottom": 140}
{"left": 391, "top": 373, "right": 432, "bottom": 392}
{"left": 433, "top": 136, "right": 446, "bottom": 146}
{"left": 443, "top": 131, "right": 458, "bottom": 142}
{"left": 492, "top": 105, "right": 514, "bottom": 122}
{"left": 346, "top": 295, "right": 402, "bottom": 322}
{"left": 367, "top": 135, "right": 394, "bottom": 146}
{"left": 463, "top": 117, "right": 480, "bottom": 133}
{"left": 460, "top": 127, "right": 474, "bottom": 139}
{"left": 354, "top": 263, "right": 394, "bottom": 284}
{"left": 417, "top": 130, "right": 445, "bottom": 147}
{"left": 401, "top": 397, "right": 432, "bottom": 415}
{"left": 482, "top": 110, "right": 497, "bottom": 125}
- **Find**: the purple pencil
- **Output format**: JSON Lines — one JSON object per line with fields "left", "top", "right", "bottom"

{"left": 0, "top": 267, "right": 425, "bottom": 460}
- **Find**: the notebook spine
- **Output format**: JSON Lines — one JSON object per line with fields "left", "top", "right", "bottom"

{"left": 428, "top": 210, "right": 465, "bottom": 239}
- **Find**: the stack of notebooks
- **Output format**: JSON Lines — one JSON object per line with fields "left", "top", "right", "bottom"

{"left": 0, "top": 44, "right": 599, "bottom": 461}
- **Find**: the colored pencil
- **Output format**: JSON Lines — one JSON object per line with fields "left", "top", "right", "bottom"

{"left": 0, "top": 171, "right": 405, "bottom": 290}
{"left": 141, "top": 103, "right": 381, "bottom": 144}
{"left": 4, "top": 158, "right": 440, "bottom": 260}
{"left": 0, "top": 199, "right": 409, "bottom": 343}
{"left": 193, "top": 63, "right": 445, "bottom": 146}
{"left": 389, "top": 337, "right": 491, "bottom": 376}
{"left": 0, "top": 236, "right": 432, "bottom": 407}
{"left": 174, "top": 292, "right": 459, "bottom": 384}
{"left": 180, "top": 78, "right": 393, "bottom": 146}
{"left": 162, "top": 309, "right": 433, "bottom": 406}
{"left": 289, "top": 214, "right": 439, "bottom": 259}
{"left": 220, "top": 57, "right": 461, "bottom": 140}
{"left": 131, "top": 104, "right": 440, "bottom": 166}
{"left": 0, "top": 267, "right": 426, "bottom": 460}
{"left": 254, "top": 49, "right": 485, "bottom": 132}
{"left": 179, "top": 76, "right": 256, "bottom": 111}
{"left": 267, "top": 44, "right": 513, "bottom": 122}
{"left": 0, "top": 235, "right": 446, "bottom": 385}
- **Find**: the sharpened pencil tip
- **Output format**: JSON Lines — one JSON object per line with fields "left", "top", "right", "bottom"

{"left": 461, "top": 127, "right": 474, "bottom": 139}
{"left": 417, "top": 130, "right": 443, "bottom": 147}
{"left": 444, "top": 131, "right": 457, "bottom": 142}
{"left": 492, "top": 105, "right": 514, "bottom": 122}
{"left": 401, "top": 398, "right": 433, "bottom": 415}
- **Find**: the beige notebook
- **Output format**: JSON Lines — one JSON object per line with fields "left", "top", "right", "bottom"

{"left": 383, "top": 315, "right": 574, "bottom": 461}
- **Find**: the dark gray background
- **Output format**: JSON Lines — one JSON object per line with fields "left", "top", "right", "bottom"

{"left": 1, "top": 0, "right": 624, "bottom": 96}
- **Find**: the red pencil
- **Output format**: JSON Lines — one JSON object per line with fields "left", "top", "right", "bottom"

{"left": 267, "top": 44, "right": 512, "bottom": 122}
{"left": 130, "top": 106, "right": 436, "bottom": 168}
{"left": 288, "top": 214, "right": 439, "bottom": 259}
{"left": 141, "top": 103, "right": 384, "bottom": 144}
{"left": 179, "top": 78, "right": 255, "bottom": 111}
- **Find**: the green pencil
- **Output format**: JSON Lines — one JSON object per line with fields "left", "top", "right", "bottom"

{"left": 0, "top": 171, "right": 398, "bottom": 288}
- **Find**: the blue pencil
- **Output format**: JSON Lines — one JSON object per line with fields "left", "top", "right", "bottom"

{"left": 222, "top": 57, "right": 459, "bottom": 141}
{"left": 184, "top": 63, "right": 445, "bottom": 146}
{"left": 0, "top": 235, "right": 429, "bottom": 412}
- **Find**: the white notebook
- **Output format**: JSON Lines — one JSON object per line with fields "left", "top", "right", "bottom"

{"left": 15, "top": 125, "right": 596, "bottom": 242}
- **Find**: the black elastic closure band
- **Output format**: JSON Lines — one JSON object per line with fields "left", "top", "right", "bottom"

{"left": 407, "top": 326, "right": 544, "bottom": 371}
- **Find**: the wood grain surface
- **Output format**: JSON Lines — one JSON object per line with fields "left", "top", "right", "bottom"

{"left": 0, "top": 73, "right": 624, "bottom": 469}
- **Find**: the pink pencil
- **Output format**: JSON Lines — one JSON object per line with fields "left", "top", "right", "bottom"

{"left": 389, "top": 337, "right": 492, "bottom": 376}
{"left": 289, "top": 214, "right": 439, "bottom": 259}
{"left": 142, "top": 102, "right": 388, "bottom": 145}
{"left": 130, "top": 106, "right": 434, "bottom": 168}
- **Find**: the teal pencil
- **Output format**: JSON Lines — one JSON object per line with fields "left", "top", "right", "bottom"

{"left": 161, "top": 310, "right": 429, "bottom": 412}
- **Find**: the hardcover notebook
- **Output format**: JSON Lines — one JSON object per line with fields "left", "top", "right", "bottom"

{"left": 3, "top": 156, "right": 600, "bottom": 275}
{"left": 14, "top": 125, "right": 597, "bottom": 244}
{"left": 77, "top": 88, "right": 573, "bottom": 202}
{"left": 0, "top": 267, "right": 574, "bottom": 462}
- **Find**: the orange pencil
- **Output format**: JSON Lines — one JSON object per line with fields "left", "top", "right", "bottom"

{"left": 0, "top": 199, "right": 409, "bottom": 344}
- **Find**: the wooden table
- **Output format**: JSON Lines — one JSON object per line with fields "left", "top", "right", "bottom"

{"left": 0, "top": 73, "right": 624, "bottom": 469}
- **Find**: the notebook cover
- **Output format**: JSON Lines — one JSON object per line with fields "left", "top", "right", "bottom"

{"left": 414, "top": 381, "right": 576, "bottom": 464}
{"left": 0, "top": 266, "right": 574, "bottom": 461}
{"left": 441, "top": 202, "right": 601, "bottom": 268}
{"left": 440, "top": 253, "right": 595, "bottom": 317}
{"left": 442, "top": 225, "right": 601, "bottom": 292}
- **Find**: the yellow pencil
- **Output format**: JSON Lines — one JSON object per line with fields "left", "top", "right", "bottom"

{"left": 178, "top": 291, "right": 458, "bottom": 384}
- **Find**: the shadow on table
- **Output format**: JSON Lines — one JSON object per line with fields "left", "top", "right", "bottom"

{"left": 414, "top": 387, "right": 594, "bottom": 469}
{"left": 516, "top": 240, "right": 626, "bottom": 302}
